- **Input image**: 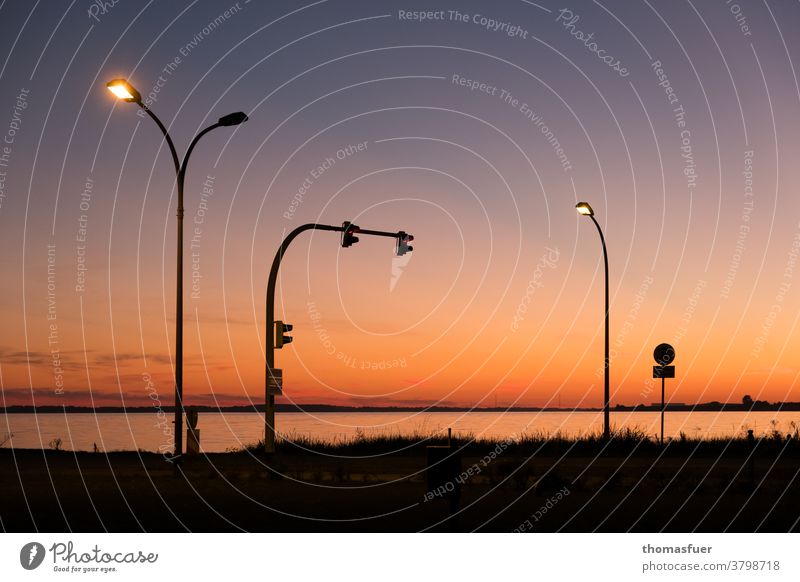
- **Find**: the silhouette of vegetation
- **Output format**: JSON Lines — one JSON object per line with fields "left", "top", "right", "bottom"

{"left": 230, "top": 422, "right": 800, "bottom": 457}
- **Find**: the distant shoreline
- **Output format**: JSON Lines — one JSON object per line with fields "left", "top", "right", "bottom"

{"left": 3, "top": 402, "right": 800, "bottom": 414}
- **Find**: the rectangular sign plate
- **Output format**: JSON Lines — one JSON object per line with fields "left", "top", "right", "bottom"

{"left": 653, "top": 365, "right": 675, "bottom": 378}
{"left": 267, "top": 368, "right": 283, "bottom": 395}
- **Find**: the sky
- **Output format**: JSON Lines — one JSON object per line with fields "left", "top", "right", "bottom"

{"left": 1, "top": 0, "right": 800, "bottom": 410}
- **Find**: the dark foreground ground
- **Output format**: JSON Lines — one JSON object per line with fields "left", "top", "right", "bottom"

{"left": 2, "top": 439, "right": 799, "bottom": 532}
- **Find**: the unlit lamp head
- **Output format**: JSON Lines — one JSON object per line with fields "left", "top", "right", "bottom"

{"left": 575, "top": 202, "right": 594, "bottom": 216}
{"left": 218, "top": 112, "right": 249, "bottom": 126}
{"left": 106, "top": 79, "right": 141, "bottom": 103}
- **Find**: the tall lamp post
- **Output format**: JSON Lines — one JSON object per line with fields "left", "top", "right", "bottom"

{"left": 107, "top": 79, "right": 248, "bottom": 460}
{"left": 264, "top": 221, "right": 414, "bottom": 453}
{"left": 576, "top": 202, "right": 610, "bottom": 440}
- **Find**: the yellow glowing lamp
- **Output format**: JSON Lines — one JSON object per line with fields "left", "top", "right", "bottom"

{"left": 106, "top": 79, "right": 141, "bottom": 103}
{"left": 575, "top": 202, "right": 594, "bottom": 216}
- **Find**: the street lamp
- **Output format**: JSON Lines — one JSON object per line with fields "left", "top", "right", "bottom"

{"left": 264, "top": 222, "right": 414, "bottom": 453}
{"left": 107, "top": 78, "right": 248, "bottom": 461}
{"left": 576, "top": 201, "right": 610, "bottom": 440}
{"left": 107, "top": 79, "right": 141, "bottom": 102}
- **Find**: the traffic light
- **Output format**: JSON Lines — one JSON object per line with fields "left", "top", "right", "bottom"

{"left": 341, "top": 221, "right": 360, "bottom": 247}
{"left": 396, "top": 231, "right": 414, "bottom": 256}
{"left": 275, "top": 320, "right": 293, "bottom": 348}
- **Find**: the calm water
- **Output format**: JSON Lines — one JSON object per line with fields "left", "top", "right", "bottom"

{"left": 3, "top": 410, "right": 799, "bottom": 453}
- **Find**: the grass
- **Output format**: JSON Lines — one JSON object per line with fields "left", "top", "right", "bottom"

{"left": 19, "top": 420, "right": 800, "bottom": 457}
{"left": 231, "top": 422, "right": 800, "bottom": 457}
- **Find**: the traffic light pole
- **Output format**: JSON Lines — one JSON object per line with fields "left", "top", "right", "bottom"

{"left": 264, "top": 222, "right": 408, "bottom": 453}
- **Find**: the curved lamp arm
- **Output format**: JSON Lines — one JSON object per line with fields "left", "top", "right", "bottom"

{"left": 138, "top": 105, "right": 180, "bottom": 180}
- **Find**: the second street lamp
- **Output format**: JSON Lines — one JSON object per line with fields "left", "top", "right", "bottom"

{"left": 107, "top": 78, "right": 248, "bottom": 461}
{"left": 576, "top": 202, "right": 611, "bottom": 440}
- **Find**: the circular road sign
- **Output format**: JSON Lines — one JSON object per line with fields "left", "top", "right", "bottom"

{"left": 653, "top": 343, "right": 675, "bottom": 365}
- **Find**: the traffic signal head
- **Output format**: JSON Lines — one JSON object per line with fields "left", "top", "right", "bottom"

{"left": 396, "top": 231, "right": 414, "bottom": 256}
{"left": 341, "top": 221, "right": 360, "bottom": 247}
{"left": 275, "top": 320, "right": 293, "bottom": 349}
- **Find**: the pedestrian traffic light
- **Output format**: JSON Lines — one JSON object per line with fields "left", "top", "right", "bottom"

{"left": 396, "top": 231, "right": 414, "bottom": 256}
{"left": 275, "top": 321, "right": 293, "bottom": 348}
{"left": 341, "top": 221, "right": 360, "bottom": 247}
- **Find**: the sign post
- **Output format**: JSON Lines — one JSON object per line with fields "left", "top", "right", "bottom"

{"left": 652, "top": 343, "right": 676, "bottom": 446}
